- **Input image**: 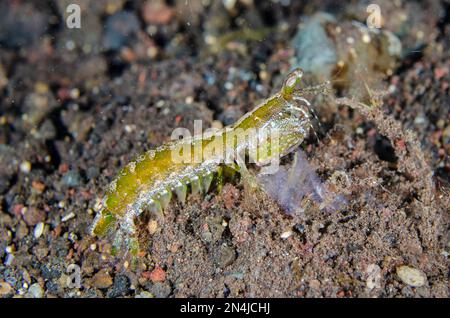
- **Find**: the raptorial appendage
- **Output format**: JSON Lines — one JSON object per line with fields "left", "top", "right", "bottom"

{"left": 91, "top": 68, "right": 329, "bottom": 255}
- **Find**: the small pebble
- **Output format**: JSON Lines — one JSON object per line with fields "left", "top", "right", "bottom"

{"left": 215, "top": 245, "right": 236, "bottom": 268}
{"left": 149, "top": 267, "right": 166, "bottom": 283}
{"left": 281, "top": 230, "right": 293, "bottom": 239}
{"left": 20, "top": 161, "right": 31, "bottom": 173}
{"left": 61, "top": 212, "right": 76, "bottom": 222}
{"left": 125, "top": 124, "right": 137, "bottom": 133}
{"left": 92, "top": 271, "right": 113, "bottom": 289}
{"left": 414, "top": 116, "right": 426, "bottom": 125}
{"left": 142, "top": 1, "right": 174, "bottom": 25}
{"left": 23, "top": 207, "right": 45, "bottom": 226}
{"left": 366, "top": 264, "right": 381, "bottom": 290}
{"left": 27, "top": 283, "right": 44, "bottom": 298}
{"left": 135, "top": 291, "right": 154, "bottom": 298}
{"left": 106, "top": 275, "right": 130, "bottom": 298}
{"left": 61, "top": 170, "right": 82, "bottom": 187}
{"left": 224, "top": 82, "right": 234, "bottom": 90}
{"left": 148, "top": 220, "right": 158, "bottom": 235}
{"left": 31, "top": 181, "right": 46, "bottom": 192}
{"left": 0, "top": 281, "right": 12, "bottom": 296}
{"left": 396, "top": 265, "right": 427, "bottom": 287}
{"left": 5, "top": 253, "right": 14, "bottom": 266}
{"left": 147, "top": 282, "right": 171, "bottom": 298}
{"left": 33, "top": 222, "right": 44, "bottom": 239}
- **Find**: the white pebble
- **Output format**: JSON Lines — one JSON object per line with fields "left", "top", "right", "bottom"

{"left": 124, "top": 125, "right": 134, "bottom": 133}
{"left": 224, "top": 82, "right": 234, "bottom": 90}
{"left": 280, "top": 230, "right": 293, "bottom": 239}
{"left": 20, "top": 161, "right": 32, "bottom": 173}
{"left": 5, "top": 253, "right": 14, "bottom": 266}
{"left": 34, "top": 222, "right": 44, "bottom": 239}
{"left": 62, "top": 212, "right": 76, "bottom": 222}
{"left": 366, "top": 264, "right": 381, "bottom": 290}
{"left": 27, "top": 283, "right": 44, "bottom": 298}
{"left": 397, "top": 265, "right": 427, "bottom": 287}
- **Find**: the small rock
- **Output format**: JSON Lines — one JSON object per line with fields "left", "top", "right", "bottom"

{"left": 33, "top": 222, "right": 45, "bottom": 239}
{"left": 222, "top": 184, "right": 240, "bottom": 210}
{"left": 22, "top": 89, "right": 58, "bottom": 129}
{"left": 5, "top": 253, "right": 14, "bottom": 266}
{"left": 92, "top": 271, "right": 113, "bottom": 289}
{"left": 215, "top": 244, "right": 236, "bottom": 268}
{"left": 201, "top": 230, "right": 213, "bottom": 243}
{"left": 135, "top": 291, "right": 154, "bottom": 298}
{"left": 16, "top": 222, "right": 29, "bottom": 240}
{"left": 61, "top": 212, "right": 76, "bottom": 222}
{"left": 401, "top": 286, "right": 414, "bottom": 297}
{"left": 281, "top": 230, "right": 293, "bottom": 239}
{"left": 86, "top": 166, "right": 100, "bottom": 179}
{"left": 142, "top": 0, "right": 175, "bottom": 25}
{"left": 103, "top": 11, "right": 140, "bottom": 51}
{"left": 27, "top": 283, "right": 44, "bottom": 298}
{"left": 33, "top": 246, "right": 49, "bottom": 260}
{"left": 416, "top": 286, "right": 431, "bottom": 298}
{"left": 45, "top": 280, "right": 59, "bottom": 294}
{"left": 147, "top": 282, "right": 171, "bottom": 298}
{"left": 149, "top": 267, "right": 166, "bottom": 283}
{"left": 147, "top": 219, "right": 158, "bottom": 235}
{"left": 40, "top": 266, "right": 61, "bottom": 280}
{"left": 309, "top": 279, "right": 321, "bottom": 290}
{"left": 0, "top": 1, "right": 47, "bottom": 48}
{"left": 31, "top": 181, "right": 46, "bottom": 193}
{"left": 61, "top": 170, "right": 83, "bottom": 188}
{"left": 396, "top": 265, "right": 427, "bottom": 287}
{"left": 37, "top": 119, "right": 56, "bottom": 140}
{"left": 366, "top": 264, "right": 381, "bottom": 290}
{"left": 106, "top": 275, "right": 130, "bottom": 298}
{"left": 0, "top": 281, "right": 12, "bottom": 296}
{"left": 20, "top": 161, "right": 32, "bottom": 174}
{"left": 291, "top": 12, "right": 337, "bottom": 77}
{"left": 23, "top": 207, "right": 46, "bottom": 227}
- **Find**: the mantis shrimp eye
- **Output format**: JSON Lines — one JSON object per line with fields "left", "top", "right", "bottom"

{"left": 282, "top": 68, "right": 304, "bottom": 99}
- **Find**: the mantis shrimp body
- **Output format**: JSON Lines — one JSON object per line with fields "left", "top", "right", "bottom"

{"left": 92, "top": 68, "right": 325, "bottom": 254}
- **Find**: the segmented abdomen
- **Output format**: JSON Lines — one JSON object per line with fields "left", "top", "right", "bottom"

{"left": 92, "top": 133, "right": 226, "bottom": 236}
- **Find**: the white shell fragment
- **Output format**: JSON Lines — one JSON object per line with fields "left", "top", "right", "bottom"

{"left": 61, "top": 212, "right": 76, "bottom": 222}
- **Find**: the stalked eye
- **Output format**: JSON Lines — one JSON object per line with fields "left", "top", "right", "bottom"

{"left": 282, "top": 68, "right": 304, "bottom": 99}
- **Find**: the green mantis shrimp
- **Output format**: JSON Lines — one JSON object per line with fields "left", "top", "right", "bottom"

{"left": 91, "top": 68, "right": 328, "bottom": 254}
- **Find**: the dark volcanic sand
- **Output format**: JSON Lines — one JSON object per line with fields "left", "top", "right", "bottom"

{"left": 0, "top": 0, "right": 448, "bottom": 298}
